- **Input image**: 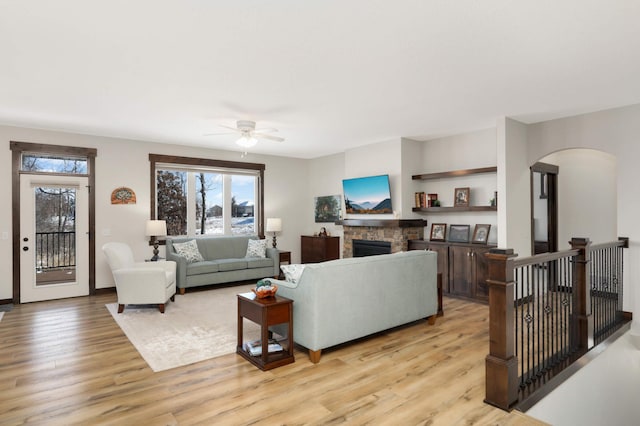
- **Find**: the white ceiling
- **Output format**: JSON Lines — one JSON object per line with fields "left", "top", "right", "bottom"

{"left": 1, "top": 1, "right": 639, "bottom": 159}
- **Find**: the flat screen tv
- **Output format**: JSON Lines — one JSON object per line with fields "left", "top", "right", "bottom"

{"left": 342, "top": 174, "right": 393, "bottom": 214}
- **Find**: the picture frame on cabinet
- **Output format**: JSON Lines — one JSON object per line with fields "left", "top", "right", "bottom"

{"left": 448, "top": 224, "right": 470, "bottom": 243}
{"left": 454, "top": 187, "right": 470, "bottom": 207}
{"left": 430, "top": 223, "right": 447, "bottom": 241}
{"left": 472, "top": 224, "right": 491, "bottom": 244}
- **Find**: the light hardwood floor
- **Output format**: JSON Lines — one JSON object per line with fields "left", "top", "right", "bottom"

{"left": 0, "top": 292, "right": 548, "bottom": 425}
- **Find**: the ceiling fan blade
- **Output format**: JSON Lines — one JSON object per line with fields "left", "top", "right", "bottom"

{"left": 254, "top": 127, "right": 278, "bottom": 133}
{"left": 203, "top": 131, "right": 237, "bottom": 136}
{"left": 256, "top": 133, "right": 285, "bottom": 142}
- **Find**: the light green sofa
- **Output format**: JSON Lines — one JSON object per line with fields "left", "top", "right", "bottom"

{"left": 270, "top": 250, "right": 440, "bottom": 363}
{"left": 166, "top": 236, "right": 279, "bottom": 294}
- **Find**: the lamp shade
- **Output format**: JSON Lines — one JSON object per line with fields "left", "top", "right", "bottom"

{"left": 266, "top": 218, "right": 282, "bottom": 233}
{"left": 145, "top": 219, "right": 167, "bottom": 237}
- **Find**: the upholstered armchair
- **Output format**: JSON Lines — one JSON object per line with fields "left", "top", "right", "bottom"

{"left": 102, "top": 242, "right": 177, "bottom": 313}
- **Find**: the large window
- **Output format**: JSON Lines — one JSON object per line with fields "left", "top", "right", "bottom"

{"left": 150, "top": 155, "right": 265, "bottom": 237}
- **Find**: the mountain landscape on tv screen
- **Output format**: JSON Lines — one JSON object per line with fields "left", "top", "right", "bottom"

{"left": 345, "top": 198, "right": 392, "bottom": 214}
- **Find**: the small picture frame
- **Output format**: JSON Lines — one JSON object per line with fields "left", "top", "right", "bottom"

{"left": 472, "top": 224, "right": 491, "bottom": 244}
{"left": 454, "top": 187, "right": 470, "bottom": 207}
{"left": 448, "top": 224, "right": 470, "bottom": 243}
{"left": 430, "top": 223, "right": 447, "bottom": 242}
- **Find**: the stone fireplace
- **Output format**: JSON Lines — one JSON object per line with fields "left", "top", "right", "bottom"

{"left": 337, "top": 219, "right": 427, "bottom": 258}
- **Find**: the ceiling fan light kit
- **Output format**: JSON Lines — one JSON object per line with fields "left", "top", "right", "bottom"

{"left": 236, "top": 135, "right": 258, "bottom": 148}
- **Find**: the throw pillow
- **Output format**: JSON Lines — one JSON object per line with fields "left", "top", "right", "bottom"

{"left": 172, "top": 240, "right": 205, "bottom": 263}
{"left": 246, "top": 239, "right": 267, "bottom": 258}
{"left": 281, "top": 264, "right": 306, "bottom": 284}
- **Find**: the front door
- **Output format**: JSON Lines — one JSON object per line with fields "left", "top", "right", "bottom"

{"left": 20, "top": 174, "right": 89, "bottom": 303}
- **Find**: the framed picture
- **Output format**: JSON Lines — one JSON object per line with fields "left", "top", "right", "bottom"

{"left": 454, "top": 187, "right": 470, "bottom": 207}
{"left": 448, "top": 224, "right": 470, "bottom": 243}
{"left": 472, "top": 224, "right": 491, "bottom": 244}
{"left": 314, "top": 195, "right": 341, "bottom": 222}
{"left": 430, "top": 223, "right": 447, "bottom": 242}
{"left": 111, "top": 187, "right": 136, "bottom": 204}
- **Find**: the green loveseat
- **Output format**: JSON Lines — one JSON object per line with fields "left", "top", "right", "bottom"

{"left": 166, "top": 236, "right": 279, "bottom": 294}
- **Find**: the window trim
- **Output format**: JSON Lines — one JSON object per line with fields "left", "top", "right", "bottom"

{"left": 149, "top": 154, "right": 265, "bottom": 238}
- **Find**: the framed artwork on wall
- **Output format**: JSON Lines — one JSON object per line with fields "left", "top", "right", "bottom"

{"left": 314, "top": 195, "right": 341, "bottom": 223}
{"left": 111, "top": 187, "right": 136, "bottom": 204}
{"left": 448, "top": 224, "right": 470, "bottom": 243}
{"left": 430, "top": 223, "right": 447, "bottom": 241}
{"left": 454, "top": 187, "right": 470, "bottom": 207}
{"left": 472, "top": 224, "right": 491, "bottom": 244}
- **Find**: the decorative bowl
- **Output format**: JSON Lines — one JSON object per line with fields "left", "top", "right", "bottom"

{"left": 252, "top": 284, "right": 278, "bottom": 299}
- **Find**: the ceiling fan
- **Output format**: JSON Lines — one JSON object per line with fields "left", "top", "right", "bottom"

{"left": 205, "top": 120, "right": 284, "bottom": 148}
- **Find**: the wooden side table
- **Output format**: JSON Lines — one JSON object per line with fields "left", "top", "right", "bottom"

{"left": 277, "top": 250, "right": 291, "bottom": 278}
{"left": 278, "top": 250, "right": 291, "bottom": 266}
{"left": 237, "top": 292, "right": 294, "bottom": 371}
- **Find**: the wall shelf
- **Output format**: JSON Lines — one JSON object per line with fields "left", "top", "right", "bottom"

{"left": 413, "top": 166, "right": 497, "bottom": 213}
{"left": 412, "top": 206, "right": 497, "bottom": 213}
{"left": 412, "top": 166, "right": 497, "bottom": 181}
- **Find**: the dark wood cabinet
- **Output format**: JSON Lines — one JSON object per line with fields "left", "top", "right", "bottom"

{"left": 449, "top": 245, "right": 474, "bottom": 298}
{"left": 301, "top": 236, "right": 340, "bottom": 263}
{"left": 408, "top": 239, "right": 494, "bottom": 302}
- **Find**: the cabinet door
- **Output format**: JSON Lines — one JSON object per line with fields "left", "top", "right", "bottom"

{"left": 301, "top": 236, "right": 319, "bottom": 263}
{"left": 472, "top": 247, "right": 491, "bottom": 301}
{"left": 449, "top": 246, "right": 473, "bottom": 297}
{"left": 325, "top": 237, "right": 340, "bottom": 261}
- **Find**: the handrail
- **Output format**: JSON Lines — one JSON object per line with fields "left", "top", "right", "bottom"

{"left": 590, "top": 238, "right": 627, "bottom": 251}
{"left": 485, "top": 237, "right": 629, "bottom": 411}
{"left": 513, "top": 248, "right": 579, "bottom": 268}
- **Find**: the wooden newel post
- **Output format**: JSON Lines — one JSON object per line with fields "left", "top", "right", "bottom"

{"left": 570, "top": 237, "right": 593, "bottom": 353}
{"left": 484, "top": 248, "right": 519, "bottom": 411}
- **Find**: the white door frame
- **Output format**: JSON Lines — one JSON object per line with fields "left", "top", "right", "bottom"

{"left": 19, "top": 174, "right": 89, "bottom": 303}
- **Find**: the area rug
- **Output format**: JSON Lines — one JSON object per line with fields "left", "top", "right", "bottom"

{"left": 106, "top": 284, "right": 261, "bottom": 372}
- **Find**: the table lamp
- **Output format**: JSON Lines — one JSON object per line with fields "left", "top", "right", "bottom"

{"left": 145, "top": 219, "right": 167, "bottom": 261}
{"left": 265, "top": 218, "right": 282, "bottom": 248}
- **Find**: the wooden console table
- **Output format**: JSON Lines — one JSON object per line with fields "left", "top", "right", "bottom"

{"left": 236, "top": 292, "right": 294, "bottom": 371}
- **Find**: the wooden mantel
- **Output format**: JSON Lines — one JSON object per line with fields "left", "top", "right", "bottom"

{"left": 335, "top": 219, "right": 427, "bottom": 228}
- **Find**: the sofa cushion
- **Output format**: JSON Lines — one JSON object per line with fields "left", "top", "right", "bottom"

{"left": 245, "top": 239, "right": 267, "bottom": 258}
{"left": 172, "top": 240, "right": 205, "bottom": 263}
{"left": 281, "top": 264, "right": 306, "bottom": 284}
{"left": 186, "top": 260, "right": 220, "bottom": 275}
{"left": 247, "top": 258, "right": 273, "bottom": 269}
{"left": 217, "top": 258, "right": 248, "bottom": 271}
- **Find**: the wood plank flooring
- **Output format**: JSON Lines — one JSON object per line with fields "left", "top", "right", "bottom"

{"left": 0, "top": 292, "right": 548, "bottom": 425}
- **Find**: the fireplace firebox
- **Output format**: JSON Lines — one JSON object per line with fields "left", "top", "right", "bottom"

{"left": 353, "top": 239, "right": 392, "bottom": 257}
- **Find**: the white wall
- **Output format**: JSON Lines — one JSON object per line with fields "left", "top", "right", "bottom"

{"left": 416, "top": 128, "right": 498, "bottom": 244}
{"left": 401, "top": 138, "right": 423, "bottom": 221}
{"left": 541, "top": 149, "right": 617, "bottom": 249}
{"left": 527, "top": 103, "right": 640, "bottom": 316}
{"left": 497, "top": 117, "right": 531, "bottom": 257}
{"left": 344, "top": 139, "right": 403, "bottom": 219}
{"left": 306, "top": 152, "right": 346, "bottom": 257}
{"left": 0, "top": 125, "right": 309, "bottom": 298}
